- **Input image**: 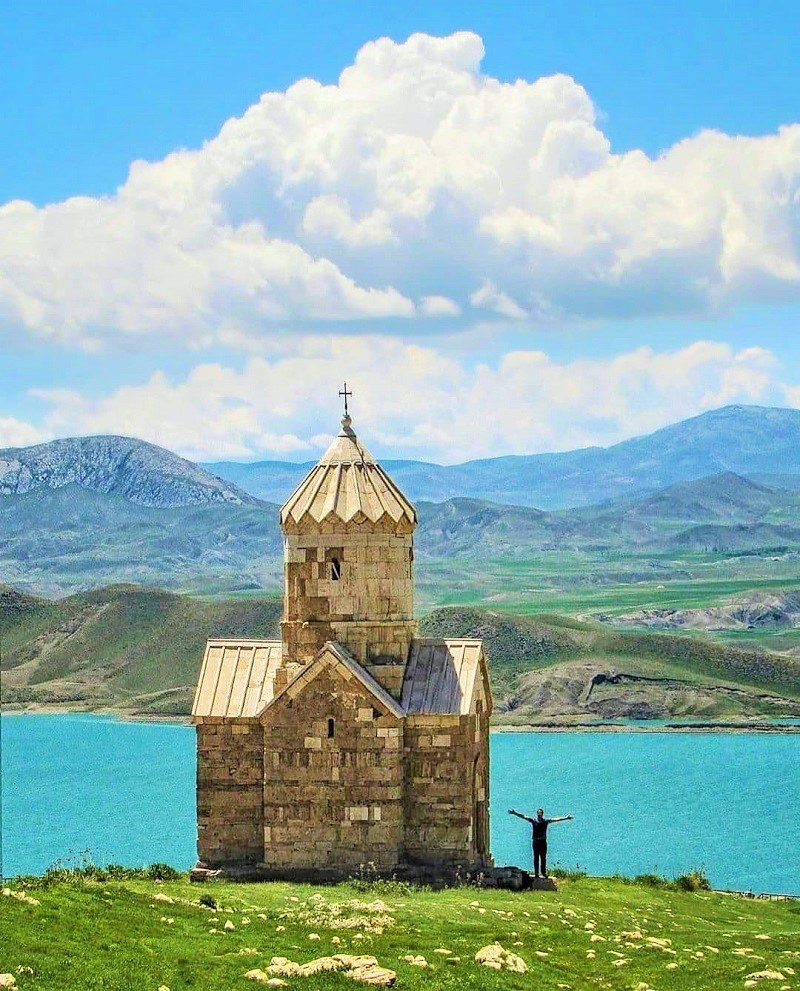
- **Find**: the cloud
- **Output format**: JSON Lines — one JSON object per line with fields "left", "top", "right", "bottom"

{"left": 1, "top": 32, "right": 799, "bottom": 351}
{"left": 13, "top": 338, "right": 778, "bottom": 462}
{"left": 419, "top": 295, "right": 461, "bottom": 317}
{"left": 783, "top": 382, "right": 800, "bottom": 407}
{"left": 469, "top": 279, "right": 528, "bottom": 319}
{"left": 0, "top": 417, "right": 45, "bottom": 449}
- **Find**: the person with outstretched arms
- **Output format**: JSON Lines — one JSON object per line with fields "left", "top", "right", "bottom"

{"left": 509, "top": 807, "right": 573, "bottom": 878}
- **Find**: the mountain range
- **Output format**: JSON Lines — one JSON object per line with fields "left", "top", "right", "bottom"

{"left": 205, "top": 404, "right": 800, "bottom": 509}
{"left": 1, "top": 404, "right": 799, "bottom": 596}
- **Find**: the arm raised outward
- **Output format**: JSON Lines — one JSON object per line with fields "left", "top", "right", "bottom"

{"left": 549, "top": 815, "right": 574, "bottom": 823}
{"left": 508, "top": 808, "right": 535, "bottom": 823}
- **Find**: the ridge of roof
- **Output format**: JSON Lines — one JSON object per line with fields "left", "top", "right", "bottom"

{"left": 260, "top": 640, "right": 405, "bottom": 720}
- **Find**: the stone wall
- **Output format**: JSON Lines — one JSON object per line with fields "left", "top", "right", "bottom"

{"left": 196, "top": 718, "right": 264, "bottom": 865}
{"left": 281, "top": 522, "right": 416, "bottom": 666}
{"left": 403, "top": 714, "right": 476, "bottom": 866}
{"left": 403, "top": 678, "right": 491, "bottom": 869}
{"left": 260, "top": 662, "right": 405, "bottom": 870}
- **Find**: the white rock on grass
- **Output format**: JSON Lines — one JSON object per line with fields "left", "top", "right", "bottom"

{"left": 254, "top": 954, "right": 396, "bottom": 987}
{"left": 474, "top": 944, "right": 528, "bottom": 974}
{"left": 400, "top": 955, "right": 427, "bottom": 968}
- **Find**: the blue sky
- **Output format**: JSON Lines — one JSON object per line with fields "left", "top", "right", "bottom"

{"left": 1, "top": 1, "right": 799, "bottom": 462}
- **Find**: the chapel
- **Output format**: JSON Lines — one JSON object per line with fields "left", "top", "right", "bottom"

{"left": 191, "top": 402, "right": 492, "bottom": 878}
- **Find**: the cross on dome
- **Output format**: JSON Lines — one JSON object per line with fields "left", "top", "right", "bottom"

{"left": 339, "top": 382, "right": 353, "bottom": 418}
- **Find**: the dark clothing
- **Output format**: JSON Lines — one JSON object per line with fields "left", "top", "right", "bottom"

{"left": 531, "top": 817, "right": 552, "bottom": 876}
{"left": 531, "top": 817, "right": 552, "bottom": 841}
{"left": 533, "top": 839, "right": 548, "bottom": 877}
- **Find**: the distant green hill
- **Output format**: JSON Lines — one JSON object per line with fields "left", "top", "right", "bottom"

{"left": 3, "top": 471, "right": 799, "bottom": 597}
{"left": 3, "top": 585, "right": 798, "bottom": 723}
{"left": 417, "top": 471, "right": 800, "bottom": 558}
{"left": 0, "top": 584, "right": 282, "bottom": 714}
{"left": 0, "top": 484, "right": 282, "bottom": 596}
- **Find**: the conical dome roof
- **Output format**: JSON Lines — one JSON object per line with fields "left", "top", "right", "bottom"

{"left": 279, "top": 415, "right": 417, "bottom": 528}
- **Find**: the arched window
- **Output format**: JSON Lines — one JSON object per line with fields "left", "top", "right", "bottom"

{"left": 327, "top": 717, "right": 336, "bottom": 739}
{"left": 330, "top": 557, "right": 341, "bottom": 581}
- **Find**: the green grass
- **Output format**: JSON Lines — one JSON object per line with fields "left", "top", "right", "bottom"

{"left": 417, "top": 553, "right": 800, "bottom": 618}
{"left": 2, "top": 874, "right": 799, "bottom": 990}
{"left": 420, "top": 606, "right": 800, "bottom": 702}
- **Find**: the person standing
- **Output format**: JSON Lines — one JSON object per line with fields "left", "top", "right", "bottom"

{"left": 509, "top": 807, "right": 573, "bottom": 878}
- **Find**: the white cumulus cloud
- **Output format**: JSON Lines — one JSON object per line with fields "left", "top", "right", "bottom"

{"left": 0, "top": 417, "right": 46, "bottom": 449}
{"left": 0, "top": 32, "right": 799, "bottom": 351}
{"left": 13, "top": 338, "right": 779, "bottom": 462}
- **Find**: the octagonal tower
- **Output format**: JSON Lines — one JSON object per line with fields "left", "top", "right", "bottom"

{"left": 279, "top": 413, "right": 418, "bottom": 685}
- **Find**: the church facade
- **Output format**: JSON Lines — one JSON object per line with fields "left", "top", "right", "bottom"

{"left": 191, "top": 411, "right": 492, "bottom": 877}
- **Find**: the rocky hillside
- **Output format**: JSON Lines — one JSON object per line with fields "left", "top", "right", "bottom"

{"left": 0, "top": 484, "right": 282, "bottom": 597}
{"left": 606, "top": 589, "right": 800, "bottom": 633}
{"left": 208, "top": 405, "right": 800, "bottom": 509}
{"left": 0, "top": 435, "right": 257, "bottom": 508}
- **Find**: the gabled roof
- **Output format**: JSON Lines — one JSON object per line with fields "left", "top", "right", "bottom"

{"left": 401, "top": 639, "right": 489, "bottom": 716}
{"left": 192, "top": 639, "right": 282, "bottom": 719}
{"left": 192, "top": 638, "right": 490, "bottom": 723}
{"left": 279, "top": 415, "right": 416, "bottom": 527}
{"left": 260, "top": 640, "right": 405, "bottom": 721}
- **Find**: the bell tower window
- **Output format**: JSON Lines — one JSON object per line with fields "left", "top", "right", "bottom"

{"left": 331, "top": 557, "right": 341, "bottom": 581}
{"left": 327, "top": 718, "right": 336, "bottom": 739}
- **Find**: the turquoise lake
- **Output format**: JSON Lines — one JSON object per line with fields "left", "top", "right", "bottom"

{"left": 2, "top": 714, "right": 798, "bottom": 893}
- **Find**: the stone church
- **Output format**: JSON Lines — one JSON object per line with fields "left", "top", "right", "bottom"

{"left": 191, "top": 408, "right": 492, "bottom": 878}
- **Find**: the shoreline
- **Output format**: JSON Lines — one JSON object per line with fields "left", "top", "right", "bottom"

{"left": 3, "top": 704, "right": 800, "bottom": 732}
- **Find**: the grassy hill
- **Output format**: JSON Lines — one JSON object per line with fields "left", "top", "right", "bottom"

{"left": 0, "top": 584, "right": 282, "bottom": 715}
{"left": 420, "top": 606, "right": 800, "bottom": 723}
{"left": 3, "top": 585, "right": 799, "bottom": 722}
{"left": 2, "top": 873, "right": 798, "bottom": 991}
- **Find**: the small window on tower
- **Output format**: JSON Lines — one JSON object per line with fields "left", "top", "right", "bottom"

{"left": 327, "top": 718, "right": 336, "bottom": 739}
{"left": 331, "top": 557, "right": 341, "bottom": 581}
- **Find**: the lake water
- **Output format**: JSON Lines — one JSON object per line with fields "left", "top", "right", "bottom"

{"left": 2, "top": 714, "right": 798, "bottom": 893}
